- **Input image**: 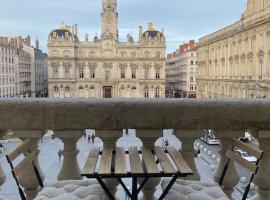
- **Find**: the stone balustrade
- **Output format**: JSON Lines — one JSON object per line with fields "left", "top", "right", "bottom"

{"left": 0, "top": 98, "right": 270, "bottom": 200}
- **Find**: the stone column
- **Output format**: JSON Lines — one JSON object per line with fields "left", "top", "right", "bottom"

{"left": 55, "top": 130, "right": 82, "bottom": 180}
{"left": 214, "top": 130, "right": 241, "bottom": 198}
{"left": 96, "top": 130, "right": 122, "bottom": 200}
{"left": 137, "top": 130, "right": 162, "bottom": 200}
{"left": 15, "top": 131, "right": 45, "bottom": 200}
{"left": 175, "top": 130, "right": 202, "bottom": 181}
{"left": 251, "top": 130, "right": 270, "bottom": 200}
{"left": 0, "top": 130, "right": 7, "bottom": 186}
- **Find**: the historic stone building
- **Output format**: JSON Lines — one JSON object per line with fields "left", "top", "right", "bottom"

{"left": 47, "top": 0, "right": 166, "bottom": 98}
{"left": 166, "top": 40, "right": 197, "bottom": 98}
{"left": 197, "top": 0, "right": 270, "bottom": 98}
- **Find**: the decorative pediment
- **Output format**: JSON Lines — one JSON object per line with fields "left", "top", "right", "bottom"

{"left": 51, "top": 61, "right": 60, "bottom": 66}
{"left": 257, "top": 50, "right": 265, "bottom": 57}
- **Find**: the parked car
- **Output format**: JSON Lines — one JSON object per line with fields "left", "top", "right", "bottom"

{"left": 200, "top": 131, "right": 220, "bottom": 145}
{"left": 235, "top": 149, "right": 257, "bottom": 164}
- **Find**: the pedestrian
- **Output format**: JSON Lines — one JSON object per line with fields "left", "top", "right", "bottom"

{"left": 83, "top": 132, "right": 87, "bottom": 139}
{"left": 91, "top": 134, "right": 95, "bottom": 144}
{"left": 88, "top": 135, "right": 91, "bottom": 143}
{"left": 125, "top": 129, "right": 128, "bottom": 135}
{"left": 58, "top": 149, "right": 62, "bottom": 162}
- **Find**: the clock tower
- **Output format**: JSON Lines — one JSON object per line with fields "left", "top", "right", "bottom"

{"left": 101, "top": 0, "right": 118, "bottom": 40}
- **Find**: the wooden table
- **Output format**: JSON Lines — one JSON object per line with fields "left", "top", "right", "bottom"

{"left": 81, "top": 146, "right": 193, "bottom": 200}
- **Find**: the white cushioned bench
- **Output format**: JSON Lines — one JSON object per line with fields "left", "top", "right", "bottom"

{"left": 161, "top": 179, "right": 229, "bottom": 200}
{"left": 34, "top": 180, "right": 103, "bottom": 200}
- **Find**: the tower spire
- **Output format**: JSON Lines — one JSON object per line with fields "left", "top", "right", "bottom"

{"left": 101, "top": 0, "right": 118, "bottom": 40}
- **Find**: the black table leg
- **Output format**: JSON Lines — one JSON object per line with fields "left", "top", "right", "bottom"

{"left": 116, "top": 177, "right": 132, "bottom": 199}
{"left": 96, "top": 176, "right": 115, "bottom": 200}
{"left": 132, "top": 177, "right": 138, "bottom": 200}
{"left": 158, "top": 175, "right": 178, "bottom": 200}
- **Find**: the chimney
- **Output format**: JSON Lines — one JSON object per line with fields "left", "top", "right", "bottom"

{"left": 139, "top": 25, "right": 143, "bottom": 41}
{"left": 74, "top": 24, "right": 78, "bottom": 36}
{"left": 26, "top": 35, "right": 31, "bottom": 46}
{"left": 148, "top": 22, "right": 154, "bottom": 31}
{"left": 18, "top": 36, "right": 23, "bottom": 49}
{"left": 189, "top": 40, "right": 195, "bottom": 49}
{"left": 35, "top": 37, "right": 40, "bottom": 49}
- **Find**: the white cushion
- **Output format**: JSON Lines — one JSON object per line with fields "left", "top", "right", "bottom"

{"left": 161, "top": 179, "right": 229, "bottom": 200}
{"left": 34, "top": 180, "right": 104, "bottom": 200}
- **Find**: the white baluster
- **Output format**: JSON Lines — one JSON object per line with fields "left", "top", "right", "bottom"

{"left": 55, "top": 130, "right": 82, "bottom": 180}
{"left": 175, "top": 130, "right": 202, "bottom": 181}
{"left": 0, "top": 130, "right": 7, "bottom": 186}
{"left": 15, "top": 131, "right": 44, "bottom": 200}
{"left": 251, "top": 130, "right": 270, "bottom": 200}
{"left": 214, "top": 130, "right": 241, "bottom": 198}
{"left": 137, "top": 130, "right": 162, "bottom": 200}
{"left": 96, "top": 130, "right": 122, "bottom": 200}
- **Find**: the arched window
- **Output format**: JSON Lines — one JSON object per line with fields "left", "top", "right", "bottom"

{"left": 131, "top": 86, "right": 137, "bottom": 98}
{"left": 53, "top": 86, "right": 59, "bottom": 98}
{"left": 65, "top": 86, "right": 71, "bottom": 98}
{"left": 90, "top": 85, "right": 95, "bottom": 98}
{"left": 78, "top": 86, "right": 84, "bottom": 97}
{"left": 156, "top": 51, "right": 161, "bottom": 58}
{"left": 120, "top": 85, "right": 125, "bottom": 98}
{"left": 155, "top": 86, "right": 160, "bottom": 98}
{"left": 144, "top": 86, "right": 149, "bottom": 98}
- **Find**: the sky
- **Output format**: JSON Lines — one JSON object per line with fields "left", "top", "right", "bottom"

{"left": 0, "top": 0, "right": 246, "bottom": 53}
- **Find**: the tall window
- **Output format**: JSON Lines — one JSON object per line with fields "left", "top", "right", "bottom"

{"left": 90, "top": 67, "right": 95, "bottom": 78}
{"left": 155, "top": 86, "right": 160, "bottom": 98}
{"left": 53, "top": 67, "right": 58, "bottom": 78}
{"left": 105, "top": 68, "right": 110, "bottom": 80}
{"left": 79, "top": 67, "right": 84, "bottom": 78}
{"left": 53, "top": 86, "right": 59, "bottom": 98}
{"left": 120, "top": 68, "right": 126, "bottom": 79}
{"left": 155, "top": 68, "right": 160, "bottom": 79}
{"left": 65, "top": 67, "right": 70, "bottom": 78}
{"left": 131, "top": 86, "right": 137, "bottom": 98}
{"left": 65, "top": 86, "right": 70, "bottom": 98}
{"left": 156, "top": 51, "right": 161, "bottom": 58}
{"left": 90, "top": 85, "right": 95, "bottom": 98}
{"left": 144, "top": 51, "right": 150, "bottom": 58}
{"left": 120, "top": 85, "right": 125, "bottom": 98}
{"left": 262, "top": 0, "right": 266, "bottom": 9}
{"left": 144, "top": 68, "right": 149, "bottom": 79}
{"left": 132, "top": 68, "right": 136, "bottom": 79}
{"left": 144, "top": 86, "right": 149, "bottom": 98}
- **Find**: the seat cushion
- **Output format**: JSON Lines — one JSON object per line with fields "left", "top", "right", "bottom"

{"left": 34, "top": 180, "right": 104, "bottom": 200}
{"left": 161, "top": 179, "right": 229, "bottom": 200}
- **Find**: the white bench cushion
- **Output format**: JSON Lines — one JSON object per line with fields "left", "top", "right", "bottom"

{"left": 34, "top": 180, "right": 104, "bottom": 200}
{"left": 161, "top": 179, "right": 229, "bottom": 200}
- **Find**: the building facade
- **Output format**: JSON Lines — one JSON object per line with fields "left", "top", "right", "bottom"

{"left": 47, "top": 0, "right": 166, "bottom": 98}
{"left": 0, "top": 36, "right": 47, "bottom": 98}
{"left": 166, "top": 40, "right": 197, "bottom": 98}
{"left": 197, "top": 0, "right": 270, "bottom": 98}
{"left": 0, "top": 42, "right": 16, "bottom": 98}
{"left": 23, "top": 39, "right": 48, "bottom": 97}
{"left": 16, "top": 48, "right": 31, "bottom": 97}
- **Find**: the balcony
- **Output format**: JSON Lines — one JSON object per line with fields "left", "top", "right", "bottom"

{"left": 0, "top": 99, "right": 270, "bottom": 200}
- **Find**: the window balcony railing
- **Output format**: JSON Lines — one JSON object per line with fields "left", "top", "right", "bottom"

{"left": 0, "top": 99, "right": 270, "bottom": 200}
